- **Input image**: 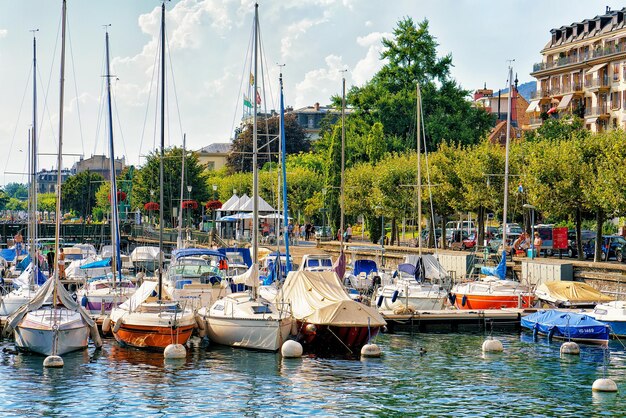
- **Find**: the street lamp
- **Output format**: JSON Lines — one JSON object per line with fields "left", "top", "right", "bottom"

{"left": 523, "top": 203, "right": 536, "bottom": 258}
{"left": 187, "top": 185, "right": 192, "bottom": 228}
{"left": 212, "top": 184, "right": 218, "bottom": 234}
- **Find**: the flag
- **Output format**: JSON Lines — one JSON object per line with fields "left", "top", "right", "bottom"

{"left": 249, "top": 73, "right": 254, "bottom": 86}
{"left": 332, "top": 251, "right": 346, "bottom": 280}
{"left": 256, "top": 90, "right": 261, "bottom": 105}
{"left": 243, "top": 94, "right": 252, "bottom": 108}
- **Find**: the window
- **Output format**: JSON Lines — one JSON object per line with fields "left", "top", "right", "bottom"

{"left": 614, "top": 64, "right": 620, "bottom": 81}
{"left": 206, "top": 161, "right": 215, "bottom": 171}
{"left": 611, "top": 92, "right": 621, "bottom": 109}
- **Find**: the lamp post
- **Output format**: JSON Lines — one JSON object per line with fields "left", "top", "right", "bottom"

{"left": 321, "top": 188, "right": 327, "bottom": 240}
{"left": 187, "top": 185, "right": 192, "bottom": 228}
{"left": 212, "top": 184, "right": 218, "bottom": 234}
{"left": 523, "top": 203, "right": 536, "bottom": 259}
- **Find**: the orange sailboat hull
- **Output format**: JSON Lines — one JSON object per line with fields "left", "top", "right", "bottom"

{"left": 453, "top": 294, "right": 535, "bottom": 310}
{"left": 112, "top": 323, "right": 195, "bottom": 350}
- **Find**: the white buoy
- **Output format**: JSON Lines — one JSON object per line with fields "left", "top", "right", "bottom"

{"left": 482, "top": 338, "right": 504, "bottom": 353}
{"left": 281, "top": 340, "right": 303, "bottom": 358}
{"left": 560, "top": 341, "right": 580, "bottom": 355}
{"left": 164, "top": 343, "right": 187, "bottom": 359}
{"left": 361, "top": 343, "right": 382, "bottom": 358}
{"left": 592, "top": 378, "right": 618, "bottom": 392}
{"left": 305, "top": 324, "right": 317, "bottom": 333}
{"left": 43, "top": 355, "right": 64, "bottom": 368}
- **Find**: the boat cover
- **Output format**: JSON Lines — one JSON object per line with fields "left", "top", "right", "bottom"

{"left": 535, "top": 281, "right": 613, "bottom": 305}
{"left": 118, "top": 280, "right": 158, "bottom": 311}
{"left": 232, "top": 264, "right": 260, "bottom": 287}
{"left": 130, "top": 246, "right": 163, "bottom": 262}
{"left": 0, "top": 248, "right": 17, "bottom": 262}
{"left": 403, "top": 254, "right": 449, "bottom": 280}
{"left": 281, "top": 271, "right": 386, "bottom": 327}
{"left": 480, "top": 251, "right": 507, "bottom": 279}
{"left": 80, "top": 257, "right": 112, "bottom": 269}
{"left": 12, "top": 263, "right": 47, "bottom": 288}
{"left": 521, "top": 309, "right": 609, "bottom": 341}
{"left": 354, "top": 260, "right": 378, "bottom": 276}
{"left": 172, "top": 248, "right": 225, "bottom": 260}
{"left": 218, "top": 247, "right": 252, "bottom": 267}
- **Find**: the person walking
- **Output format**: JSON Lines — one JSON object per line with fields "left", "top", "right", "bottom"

{"left": 346, "top": 224, "right": 353, "bottom": 243}
{"left": 46, "top": 250, "right": 55, "bottom": 276}
{"left": 58, "top": 247, "right": 66, "bottom": 279}
{"left": 534, "top": 232, "right": 543, "bottom": 257}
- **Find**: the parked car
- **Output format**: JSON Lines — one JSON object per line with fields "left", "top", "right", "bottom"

{"left": 498, "top": 223, "right": 523, "bottom": 235}
{"left": 583, "top": 235, "right": 626, "bottom": 261}
{"left": 462, "top": 233, "right": 477, "bottom": 250}
{"left": 566, "top": 229, "right": 595, "bottom": 258}
{"left": 488, "top": 232, "right": 521, "bottom": 253}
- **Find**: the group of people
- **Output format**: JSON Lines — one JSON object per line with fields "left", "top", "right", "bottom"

{"left": 512, "top": 231, "right": 543, "bottom": 257}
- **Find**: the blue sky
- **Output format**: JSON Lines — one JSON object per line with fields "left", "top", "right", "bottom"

{"left": 0, "top": 0, "right": 623, "bottom": 186}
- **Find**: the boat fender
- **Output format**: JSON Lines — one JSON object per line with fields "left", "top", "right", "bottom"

{"left": 112, "top": 318, "right": 123, "bottom": 334}
{"left": 376, "top": 295, "right": 384, "bottom": 308}
{"left": 81, "top": 294, "right": 88, "bottom": 308}
{"left": 447, "top": 293, "right": 456, "bottom": 306}
{"left": 461, "top": 295, "right": 467, "bottom": 307}
{"left": 547, "top": 327, "right": 555, "bottom": 342}
{"left": 194, "top": 314, "right": 205, "bottom": 331}
{"left": 391, "top": 290, "right": 399, "bottom": 303}
{"left": 102, "top": 316, "right": 112, "bottom": 334}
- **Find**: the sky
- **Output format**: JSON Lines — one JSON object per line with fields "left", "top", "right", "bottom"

{"left": 0, "top": 0, "right": 623, "bottom": 187}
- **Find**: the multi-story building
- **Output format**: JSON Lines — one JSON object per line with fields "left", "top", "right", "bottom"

{"left": 528, "top": 7, "right": 626, "bottom": 132}
{"left": 36, "top": 168, "right": 72, "bottom": 194}
{"left": 73, "top": 154, "right": 125, "bottom": 180}
{"left": 289, "top": 102, "right": 352, "bottom": 140}
{"left": 196, "top": 143, "right": 231, "bottom": 171}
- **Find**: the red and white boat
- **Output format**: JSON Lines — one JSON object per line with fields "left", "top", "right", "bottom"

{"left": 279, "top": 271, "right": 386, "bottom": 356}
{"left": 451, "top": 277, "right": 535, "bottom": 310}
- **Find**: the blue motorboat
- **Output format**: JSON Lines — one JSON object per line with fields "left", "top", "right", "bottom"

{"left": 589, "top": 301, "right": 626, "bottom": 337}
{"left": 521, "top": 309, "right": 609, "bottom": 345}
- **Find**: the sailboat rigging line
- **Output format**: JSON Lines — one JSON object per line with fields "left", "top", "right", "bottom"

{"left": 3, "top": 66, "right": 32, "bottom": 185}
{"left": 66, "top": 19, "right": 86, "bottom": 157}
{"left": 138, "top": 23, "right": 162, "bottom": 166}
{"left": 92, "top": 41, "right": 107, "bottom": 156}
{"left": 229, "top": 22, "right": 254, "bottom": 143}
{"left": 420, "top": 88, "right": 438, "bottom": 251}
{"left": 112, "top": 82, "right": 130, "bottom": 162}
{"left": 164, "top": 28, "right": 186, "bottom": 141}
{"left": 327, "top": 327, "right": 353, "bottom": 354}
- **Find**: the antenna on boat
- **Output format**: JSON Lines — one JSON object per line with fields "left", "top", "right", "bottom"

{"left": 502, "top": 64, "right": 513, "bottom": 254}
{"left": 340, "top": 69, "right": 347, "bottom": 250}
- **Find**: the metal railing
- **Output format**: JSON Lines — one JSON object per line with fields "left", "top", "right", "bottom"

{"left": 584, "top": 106, "right": 609, "bottom": 117}
{"left": 584, "top": 76, "right": 610, "bottom": 89}
{"left": 533, "top": 43, "right": 626, "bottom": 73}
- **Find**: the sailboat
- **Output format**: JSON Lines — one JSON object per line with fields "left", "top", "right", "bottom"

{"left": 76, "top": 28, "right": 135, "bottom": 316}
{"left": 0, "top": 31, "right": 46, "bottom": 316}
{"left": 109, "top": 2, "right": 196, "bottom": 351}
{"left": 6, "top": 1, "right": 102, "bottom": 361}
{"left": 450, "top": 66, "right": 535, "bottom": 310}
{"left": 371, "top": 83, "right": 449, "bottom": 313}
{"left": 198, "top": 5, "right": 293, "bottom": 351}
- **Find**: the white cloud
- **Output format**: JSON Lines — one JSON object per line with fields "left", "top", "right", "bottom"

{"left": 0, "top": 29, "right": 7, "bottom": 38}
{"left": 364, "top": 20, "right": 373, "bottom": 27}
{"left": 352, "top": 32, "right": 389, "bottom": 85}
{"left": 294, "top": 54, "right": 346, "bottom": 107}
{"left": 280, "top": 16, "right": 329, "bottom": 58}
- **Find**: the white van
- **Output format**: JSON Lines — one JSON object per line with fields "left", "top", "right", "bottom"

{"left": 445, "top": 220, "right": 475, "bottom": 232}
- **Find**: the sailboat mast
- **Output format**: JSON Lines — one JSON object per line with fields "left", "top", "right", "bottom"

{"left": 53, "top": 0, "right": 67, "bottom": 306}
{"left": 340, "top": 75, "right": 345, "bottom": 246}
{"left": 416, "top": 83, "right": 422, "bottom": 256}
{"left": 157, "top": 1, "right": 166, "bottom": 300}
{"left": 105, "top": 28, "right": 121, "bottom": 285}
{"left": 30, "top": 31, "right": 39, "bottom": 283}
{"left": 279, "top": 72, "right": 291, "bottom": 273}
{"left": 252, "top": 3, "right": 259, "bottom": 265}
{"left": 502, "top": 66, "right": 513, "bottom": 249}
{"left": 177, "top": 134, "right": 186, "bottom": 249}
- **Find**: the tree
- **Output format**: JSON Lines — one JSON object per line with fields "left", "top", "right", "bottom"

{"left": 226, "top": 113, "right": 309, "bottom": 173}
{"left": 6, "top": 197, "right": 27, "bottom": 211}
{"left": 38, "top": 193, "right": 57, "bottom": 213}
{"left": 0, "top": 189, "right": 9, "bottom": 210}
{"left": 4, "top": 183, "right": 28, "bottom": 200}
{"left": 133, "top": 147, "right": 210, "bottom": 226}
{"left": 61, "top": 171, "right": 104, "bottom": 218}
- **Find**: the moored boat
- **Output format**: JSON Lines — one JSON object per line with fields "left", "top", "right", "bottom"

{"left": 521, "top": 309, "right": 609, "bottom": 345}
{"left": 534, "top": 281, "right": 613, "bottom": 309}
{"left": 589, "top": 301, "right": 626, "bottom": 337}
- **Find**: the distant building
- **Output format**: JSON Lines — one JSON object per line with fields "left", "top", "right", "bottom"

{"left": 473, "top": 83, "right": 529, "bottom": 142}
{"left": 37, "top": 168, "right": 72, "bottom": 194}
{"left": 529, "top": 6, "right": 626, "bottom": 132}
{"left": 196, "top": 143, "right": 231, "bottom": 171}
{"left": 73, "top": 155, "right": 125, "bottom": 181}
{"left": 289, "top": 102, "right": 352, "bottom": 140}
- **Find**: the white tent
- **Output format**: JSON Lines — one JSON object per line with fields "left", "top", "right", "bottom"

{"left": 238, "top": 195, "right": 275, "bottom": 212}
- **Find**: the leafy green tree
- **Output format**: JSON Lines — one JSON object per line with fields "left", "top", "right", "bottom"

{"left": 0, "top": 189, "right": 10, "bottom": 210}
{"left": 345, "top": 162, "right": 379, "bottom": 243}
{"left": 4, "top": 183, "right": 28, "bottom": 200}
{"left": 37, "top": 193, "right": 57, "bottom": 213}
{"left": 133, "top": 147, "right": 210, "bottom": 226}
{"left": 6, "top": 197, "right": 27, "bottom": 211}
{"left": 226, "top": 114, "right": 309, "bottom": 173}
{"left": 61, "top": 171, "right": 103, "bottom": 218}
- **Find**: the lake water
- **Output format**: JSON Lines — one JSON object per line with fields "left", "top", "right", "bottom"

{"left": 0, "top": 331, "right": 625, "bottom": 417}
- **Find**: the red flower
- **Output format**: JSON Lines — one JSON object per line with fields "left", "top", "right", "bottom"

{"left": 144, "top": 202, "right": 160, "bottom": 211}
{"left": 108, "top": 191, "right": 127, "bottom": 202}
{"left": 182, "top": 200, "right": 198, "bottom": 210}
{"left": 205, "top": 200, "right": 222, "bottom": 210}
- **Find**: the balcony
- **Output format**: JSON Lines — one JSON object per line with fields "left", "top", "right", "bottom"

{"left": 528, "top": 117, "right": 543, "bottom": 126}
{"left": 532, "top": 43, "right": 626, "bottom": 74}
{"left": 585, "top": 106, "right": 610, "bottom": 118}
{"left": 560, "top": 83, "right": 583, "bottom": 94}
{"left": 584, "top": 76, "right": 610, "bottom": 90}
{"left": 530, "top": 90, "right": 551, "bottom": 100}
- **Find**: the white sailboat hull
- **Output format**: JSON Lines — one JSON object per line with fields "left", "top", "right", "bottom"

{"left": 373, "top": 284, "right": 448, "bottom": 311}
{"left": 205, "top": 316, "right": 293, "bottom": 351}
{"left": 14, "top": 308, "right": 90, "bottom": 356}
{"left": 0, "top": 287, "right": 38, "bottom": 316}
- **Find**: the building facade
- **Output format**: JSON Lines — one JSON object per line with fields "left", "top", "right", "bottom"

{"left": 196, "top": 143, "right": 231, "bottom": 171}
{"left": 528, "top": 7, "right": 626, "bottom": 132}
{"left": 290, "top": 103, "right": 352, "bottom": 140}
{"left": 73, "top": 155, "right": 125, "bottom": 181}
{"left": 37, "top": 168, "right": 72, "bottom": 194}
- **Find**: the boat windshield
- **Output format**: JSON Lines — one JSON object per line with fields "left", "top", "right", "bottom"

{"left": 171, "top": 264, "right": 221, "bottom": 278}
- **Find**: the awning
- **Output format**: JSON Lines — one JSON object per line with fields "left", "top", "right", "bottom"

{"left": 557, "top": 93, "right": 574, "bottom": 110}
{"left": 586, "top": 62, "right": 607, "bottom": 74}
{"left": 586, "top": 117, "right": 598, "bottom": 124}
{"left": 526, "top": 99, "right": 540, "bottom": 113}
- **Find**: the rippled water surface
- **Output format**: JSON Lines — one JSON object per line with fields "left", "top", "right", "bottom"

{"left": 1, "top": 331, "right": 625, "bottom": 417}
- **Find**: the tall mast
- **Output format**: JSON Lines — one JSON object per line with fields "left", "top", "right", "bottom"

{"left": 30, "top": 30, "right": 39, "bottom": 285}
{"left": 279, "top": 71, "right": 291, "bottom": 273}
{"left": 105, "top": 27, "right": 121, "bottom": 285}
{"left": 340, "top": 74, "right": 345, "bottom": 247}
{"left": 252, "top": 3, "right": 259, "bottom": 265}
{"left": 157, "top": 1, "right": 165, "bottom": 300}
{"left": 53, "top": 0, "right": 67, "bottom": 306}
{"left": 502, "top": 66, "right": 513, "bottom": 250}
{"left": 416, "top": 83, "right": 422, "bottom": 256}
{"left": 177, "top": 134, "right": 186, "bottom": 249}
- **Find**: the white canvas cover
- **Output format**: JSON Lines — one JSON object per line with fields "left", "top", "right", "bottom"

{"left": 280, "top": 271, "right": 386, "bottom": 327}
{"left": 65, "top": 256, "right": 110, "bottom": 279}
{"left": 238, "top": 195, "right": 275, "bottom": 212}
{"left": 119, "top": 280, "right": 158, "bottom": 311}
{"left": 130, "top": 246, "right": 163, "bottom": 262}
{"left": 232, "top": 264, "right": 259, "bottom": 288}
{"left": 403, "top": 255, "right": 449, "bottom": 280}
